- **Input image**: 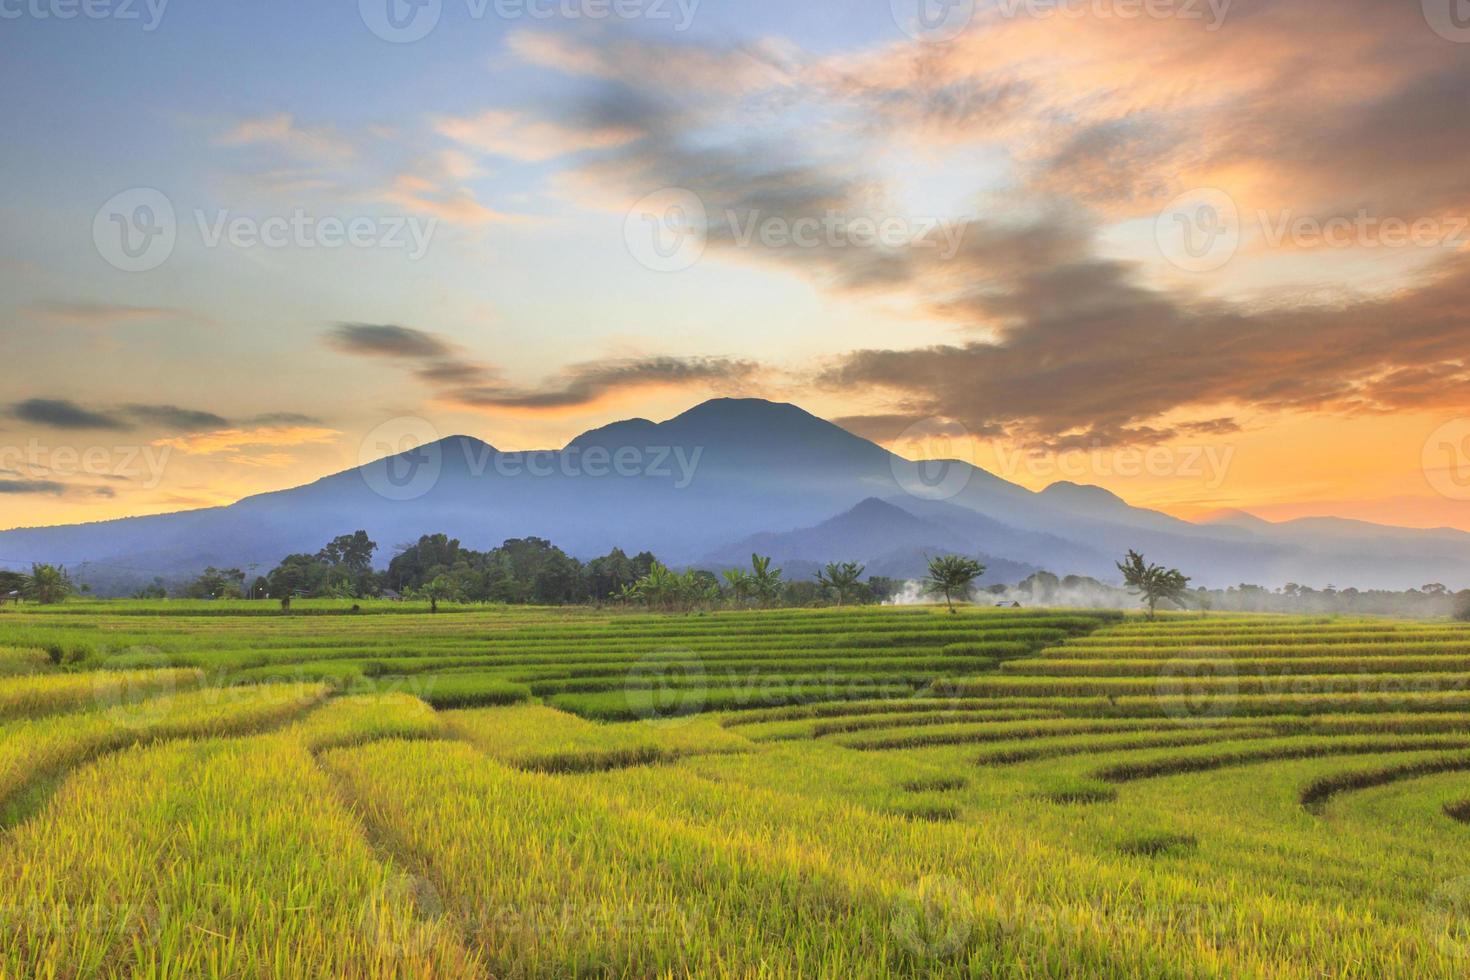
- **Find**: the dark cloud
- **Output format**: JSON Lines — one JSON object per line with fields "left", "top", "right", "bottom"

{"left": 123, "top": 404, "right": 230, "bottom": 431}
{"left": 246, "top": 412, "right": 325, "bottom": 427}
{"left": 451, "top": 356, "right": 760, "bottom": 410}
{"left": 0, "top": 478, "right": 118, "bottom": 499}
{"left": 0, "top": 478, "right": 68, "bottom": 495}
{"left": 831, "top": 414, "right": 998, "bottom": 443}
{"left": 822, "top": 255, "right": 1470, "bottom": 445}
{"left": 409, "top": 11, "right": 1470, "bottom": 444}
{"left": 9, "top": 400, "right": 320, "bottom": 437}
{"left": 415, "top": 359, "right": 495, "bottom": 386}
{"left": 326, "top": 323, "right": 455, "bottom": 359}
{"left": 10, "top": 399, "right": 131, "bottom": 431}
{"left": 519, "top": 25, "right": 1470, "bottom": 444}
{"left": 325, "top": 319, "right": 750, "bottom": 411}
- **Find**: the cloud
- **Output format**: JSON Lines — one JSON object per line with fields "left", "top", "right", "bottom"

{"left": 8, "top": 399, "right": 328, "bottom": 452}
{"left": 324, "top": 323, "right": 756, "bottom": 412}
{"left": 326, "top": 323, "right": 456, "bottom": 359}
{"left": 379, "top": 174, "right": 512, "bottom": 227}
{"left": 435, "top": 109, "right": 642, "bottom": 162}
{"left": 832, "top": 414, "right": 998, "bottom": 443}
{"left": 0, "top": 478, "right": 116, "bottom": 499}
{"left": 0, "top": 478, "right": 67, "bottom": 495}
{"left": 325, "top": 322, "right": 499, "bottom": 395}
{"left": 224, "top": 453, "right": 301, "bottom": 469}
{"left": 507, "top": 29, "right": 797, "bottom": 95}
{"left": 215, "top": 112, "right": 356, "bottom": 162}
{"left": 123, "top": 405, "right": 230, "bottom": 432}
{"left": 30, "top": 303, "right": 182, "bottom": 328}
{"left": 10, "top": 399, "right": 130, "bottom": 431}
{"left": 151, "top": 425, "right": 341, "bottom": 456}
{"left": 820, "top": 254, "right": 1470, "bottom": 445}
{"left": 449, "top": 356, "right": 761, "bottom": 410}
{"left": 488, "top": 10, "right": 1470, "bottom": 446}
{"left": 246, "top": 412, "right": 325, "bottom": 427}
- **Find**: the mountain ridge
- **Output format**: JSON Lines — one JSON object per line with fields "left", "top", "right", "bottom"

{"left": 2, "top": 398, "right": 1467, "bottom": 592}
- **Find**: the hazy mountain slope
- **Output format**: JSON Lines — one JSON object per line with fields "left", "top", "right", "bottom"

{"left": 2, "top": 398, "right": 1467, "bottom": 592}
{"left": 702, "top": 497, "right": 1041, "bottom": 583}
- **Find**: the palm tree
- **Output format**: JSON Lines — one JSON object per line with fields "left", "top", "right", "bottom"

{"left": 25, "top": 564, "right": 72, "bottom": 605}
{"left": 722, "top": 568, "right": 752, "bottom": 606}
{"left": 1115, "top": 549, "right": 1191, "bottom": 620}
{"left": 611, "top": 582, "right": 644, "bottom": 605}
{"left": 923, "top": 555, "right": 985, "bottom": 613}
{"left": 421, "top": 575, "right": 454, "bottom": 614}
{"left": 815, "top": 561, "right": 866, "bottom": 606}
{"left": 748, "top": 554, "right": 783, "bottom": 608}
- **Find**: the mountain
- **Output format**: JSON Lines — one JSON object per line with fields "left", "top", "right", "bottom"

{"left": 2, "top": 397, "right": 1469, "bottom": 593}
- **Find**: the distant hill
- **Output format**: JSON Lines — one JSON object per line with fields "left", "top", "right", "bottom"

{"left": 703, "top": 498, "right": 1041, "bottom": 583}
{"left": 3, "top": 398, "right": 1469, "bottom": 593}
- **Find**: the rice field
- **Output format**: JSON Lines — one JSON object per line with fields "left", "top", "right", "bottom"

{"left": 3, "top": 600, "right": 1470, "bottom": 976}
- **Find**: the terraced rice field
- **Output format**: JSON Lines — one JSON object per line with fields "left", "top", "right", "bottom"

{"left": 3, "top": 600, "right": 1470, "bottom": 976}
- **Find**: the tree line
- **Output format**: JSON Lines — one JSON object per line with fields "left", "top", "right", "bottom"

{"left": 152, "top": 532, "right": 915, "bottom": 610}
{"left": 10, "top": 534, "right": 1469, "bottom": 621}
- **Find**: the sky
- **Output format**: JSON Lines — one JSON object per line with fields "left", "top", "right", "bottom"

{"left": 2, "top": 0, "right": 1469, "bottom": 531}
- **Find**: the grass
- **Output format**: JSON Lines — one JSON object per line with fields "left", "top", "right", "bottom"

{"left": 3, "top": 601, "right": 1470, "bottom": 975}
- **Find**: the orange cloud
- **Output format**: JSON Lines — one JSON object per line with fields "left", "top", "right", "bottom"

{"left": 151, "top": 426, "right": 341, "bottom": 456}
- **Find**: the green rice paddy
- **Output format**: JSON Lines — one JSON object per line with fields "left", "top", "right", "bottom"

{"left": 3, "top": 599, "right": 1470, "bottom": 976}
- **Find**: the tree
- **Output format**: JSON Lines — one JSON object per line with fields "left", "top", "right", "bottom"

{"left": 923, "top": 555, "right": 985, "bottom": 613}
{"left": 722, "top": 568, "right": 753, "bottom": 605}
{"left": 611, "top": 581, "right": 643, "bottom": 606}
{"left": 815, "top": 561, "right": 866, "bottom": 606}
{"left": 748, "top": 554, "right": 783, "bottom": 608}
{"left": 584, "top": 548, "right": 640, "bottom": 603}
{"left": 1116, "top": 549, "right": 1191, "bottom": 620}
{"left": 866, "top": 576, "right": 902, "bottom": 604}
{"left": 1454, "top": 591, "right": 1470, "bottom": 623}
{"left": 420, "top": 575, "right": 455, "bottom": 614}
{"left": 182, "top": 567, "right": 245, "bottom": 600}
{"left": 133, "top": 578, "right": 168, "bottom": 600}
{"left": 1019, "top": 570, "right": 1060, "bottom": 604}
{"left": 266, "top": 553, "right": 326, "bottom": 600}
{"left": 25, "top": 564, "right": 73, "bottom": 605}
{"left": 318, "top": 531, "right": 377, "bottom": 575}
{"left": 0, "top": 570, "right": 26, "bottom": 597}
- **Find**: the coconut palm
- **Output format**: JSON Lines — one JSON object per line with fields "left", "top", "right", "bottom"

{"left": 25, "top": 564, "right": 72, "bottom": 605}
{"left": 815, "top": 562, "right": 866, "bottom": 606}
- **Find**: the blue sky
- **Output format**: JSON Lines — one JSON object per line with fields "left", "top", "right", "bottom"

{"left": 3, "top": 0, "right": 1470, "bottom": 531}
